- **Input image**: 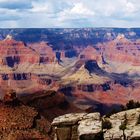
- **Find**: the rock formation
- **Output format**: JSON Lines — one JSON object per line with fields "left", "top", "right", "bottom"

{"left": 0, "top": 35, "right": 39, "bottom": 67}
{"left": 20, "top": 90, "right": 83, "bottom": 121}
{"left": 97, "top": 34, "right": 140, "bottom": 68}
{"left": 3, "top": 89, "right": 17, "bottom": 103}
{"left": 0, "top": 89, "right": 51, "bottom": 140}
{"left": 104, "top": 108, "right": 140, "bottom": 140}
{"left": 52, "top": 108, "right": 140, "bottom": 140}
{"left": 52, "top": 113, "right": 102, "bottom": 140}
{"left": 28, "top": 41, "right": 56, "bottom": 64}
{"left": 0, "top": 31, "right": 140, "bottom": 117}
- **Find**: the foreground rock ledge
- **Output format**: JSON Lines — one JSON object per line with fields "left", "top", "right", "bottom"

{"left": 52, "top": 113, "right": 102, "bottom": 140}
{"left": 52, "top": 108, "right": 140, "bottom": 140}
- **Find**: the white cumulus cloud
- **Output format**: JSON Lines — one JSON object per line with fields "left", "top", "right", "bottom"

{"left": 70, "top": 3, "right": 95, "bottom": 16}
{"left": 0, "top": 0, "right": 139, "bottom": 27}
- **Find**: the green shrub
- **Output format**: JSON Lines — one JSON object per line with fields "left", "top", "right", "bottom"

{"left": 126, "top": 100, "right": 140, "bottom": 110}
{"left": 119, "top": 122, "right": 126, "bottom": 130}
{"left": 119, "top": 113, "right": 127, "bottom": 131}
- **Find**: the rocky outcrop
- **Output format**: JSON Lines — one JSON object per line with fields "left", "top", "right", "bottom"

{"left": 104, "top": 108, "right": 140, "bottom": 140}
{"left": 79, "top": 46, "right": 101, "bottom": 62}
{"left": 20, "top": 90, "right": 82, "bottom": 121}
{"left": 52, "top": 108, "right": 140, "bottom": 140}
{"left": 0, "top": 89, "right": 51, "bottom": 140}
{"left": 28, "top": 41, "right": 56, "bottom": 63}
{"left": 0, "top": 35, "right": 39, "bottom": 67}
{"left": 97, "top": 34, "right": 140, "bottom": 66}
{"left": 3, "top": 89, "right": 17, "bottom": 104}
{"left": 52, "top": 113, "right": 102, "bottom": 140}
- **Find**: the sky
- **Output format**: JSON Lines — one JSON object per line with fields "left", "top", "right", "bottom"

{"left": 0, "top": 0, "right": 140, "bottom": 28}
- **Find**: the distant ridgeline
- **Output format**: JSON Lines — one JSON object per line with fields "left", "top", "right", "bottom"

{"left": 0, "top": 28, "right": 140, "bottom": 50}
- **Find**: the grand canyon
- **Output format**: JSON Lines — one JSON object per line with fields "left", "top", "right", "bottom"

{"left": 0, "top": 28, "right": 140, "bottom": 139}
{"left": 0, "top": 29, "right": 140, "bottom": 110}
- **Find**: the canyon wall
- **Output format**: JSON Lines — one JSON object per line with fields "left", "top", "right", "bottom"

{"left": 0, "top": 31, "right": 140, "bottom": 114}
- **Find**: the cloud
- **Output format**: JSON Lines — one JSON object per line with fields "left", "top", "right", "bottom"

{"left": 0, "top": 0, "right": 32, "bottom": 9}
{"left": 0, "top": 8, "right": 20, "bottom": 21}
{"left": 56, "top": 2, "right": 95, "bottom": 27}
{"left": 0, "top": 0, "right": 139, "bottom": 27}
{"left": 30, "top": 1, "right": 53, "bottom": 13}
{"left": 125, "top": 1, "right": 137, "bottom": 13}
{"left": 70, "top": 3, "right": 95, "bottom": 16}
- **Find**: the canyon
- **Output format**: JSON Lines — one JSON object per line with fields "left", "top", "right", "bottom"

{"left": 0, "top": 29, "right": 140, "bottom": 115}
{"left": 0, "top": 28, "right": 140, "bottom": 139}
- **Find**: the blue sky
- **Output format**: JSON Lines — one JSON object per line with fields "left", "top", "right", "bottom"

{"left": 0, "top": 0, "right": 140, "bottom": 28}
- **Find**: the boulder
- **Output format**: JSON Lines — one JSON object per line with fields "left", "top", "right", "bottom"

{"left": 52, "top": 113, "right": 102, "bottom": 140}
